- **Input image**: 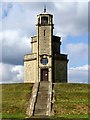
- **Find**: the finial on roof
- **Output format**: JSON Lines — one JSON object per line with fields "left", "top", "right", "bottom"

{"left": 44, "top": 5, "right": 46, "bottom": 12}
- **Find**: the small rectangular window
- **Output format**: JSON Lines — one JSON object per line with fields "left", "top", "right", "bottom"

{"left": 41, "top": 16, "right": 48, "bottom": 24}
{"left": 44, "top": 30, "right": 45, "bottom": 36}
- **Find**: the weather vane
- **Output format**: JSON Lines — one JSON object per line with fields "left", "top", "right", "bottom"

{"left": 44, "top": 5, "right": 46, "bottom": 12}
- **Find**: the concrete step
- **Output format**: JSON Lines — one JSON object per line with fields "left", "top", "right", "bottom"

{"left": 34, "top": 81, "right": 49, "bottom": 116}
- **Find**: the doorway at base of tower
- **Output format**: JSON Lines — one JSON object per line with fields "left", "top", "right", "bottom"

{"left": 41, "top": 68, "right": 48, "bottom": 81}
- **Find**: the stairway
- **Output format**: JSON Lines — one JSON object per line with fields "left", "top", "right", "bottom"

{"left": 34, "top": 81, "right": 49, "bottom": 116}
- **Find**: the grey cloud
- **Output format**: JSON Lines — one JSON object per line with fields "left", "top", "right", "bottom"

{"left": 1, "top": 63, "right": 24, "bottom": 84}
{"left": 1, "top": 30, "right": 31, "bottom": 65}
{"left": 55, "top": 2, "right": 88, "bottom": 36}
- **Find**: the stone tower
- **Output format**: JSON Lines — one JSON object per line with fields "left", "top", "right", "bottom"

{"left": 24, "top": 8, "right": 68, "bottom": 83}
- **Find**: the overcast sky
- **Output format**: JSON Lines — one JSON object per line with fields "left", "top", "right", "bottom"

{"left": 0, "top": 1, "right": 89, "bottom": 84}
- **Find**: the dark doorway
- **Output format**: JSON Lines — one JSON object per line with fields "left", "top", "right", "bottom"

{"left": 41, "top": 69, "right": 48, "bottom": 81}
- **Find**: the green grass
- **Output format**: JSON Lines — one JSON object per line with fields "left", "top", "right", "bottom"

{"left": 52, "top": 83, "right": 90, "bottom": 119}
{"left": 1, "top": 83, "right": 33, "bottom": 118}
{"left": 1, "top": 83, "right": 90, "bottom": 119}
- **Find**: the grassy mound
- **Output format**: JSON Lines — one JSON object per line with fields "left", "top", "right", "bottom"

{"left": 1, "top": 83, "right": 33, "bottom": 118}
{"left": 1, "top": 83, "right": 90, "bottom": 119}
{"left": 52, "top": 83, "right": 90, "bottom": 119}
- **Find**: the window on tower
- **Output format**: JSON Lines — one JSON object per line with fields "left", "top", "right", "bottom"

{"left": 41, "top": 16, "right": 48, "bottom": 24}
{"left": 44, "top": 30, "right": 45, "bottom": 36}
{"left": 41, "top": 58, "right": 48, "bottom": 65}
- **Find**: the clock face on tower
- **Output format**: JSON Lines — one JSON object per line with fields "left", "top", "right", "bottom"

{"left": 41, "top": 16, "right": 48, "bottom": 24}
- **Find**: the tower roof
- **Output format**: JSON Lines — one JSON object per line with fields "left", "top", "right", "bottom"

{"left": 37, "top": 6, "right": 53, "bottom": 16}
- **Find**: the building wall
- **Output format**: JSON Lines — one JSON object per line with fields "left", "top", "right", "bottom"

{"left": 24, "top": 60, "right": 37, "bottom": 83}
{"left": 38, "top": 26, "right": 52, "bottom": 55}
{"left": 54, "top": 60, "right": 67, "bottom": 82}
{"left": 52, "top": 36, "right": 61, "bottom": 54}
{"left": 24, "top": 54, "right": 38, "bottom": 83}
{"left": 52, "top": 42, "right": 60, "bottom": 54}
{"left": 31, "top": 36, "right": 37, "bottom": 53}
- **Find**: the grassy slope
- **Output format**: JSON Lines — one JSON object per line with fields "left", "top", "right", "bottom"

{"left": 1, "top": 83, "right": 33, "bottom": 118}
{"left": 53, "top": 83, "right": 90, "bottom": 118}
{"left": 1, "top": 83, "right": 90, "bottom": 119}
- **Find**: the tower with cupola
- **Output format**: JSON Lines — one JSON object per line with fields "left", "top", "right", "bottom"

{"left": 24, "top": 8, "right": 68, "bottom": 83}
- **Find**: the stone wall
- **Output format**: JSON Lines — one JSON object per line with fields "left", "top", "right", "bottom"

{"left": 24, "top": 53, "right": 37, "bottom": 60}
{"left": 54, "top": 60, "right": 67, "bottom": 82}
{"left": 52, "top": 36, "right": 61, "bottom": 54}
{"left": 31, "top": 36, "right": 38, "bottom": 53}
{"left": 24, "top": 55, "right": 37, "bottom": 83}
{"left": 38, "top": 25, "right": 52, "bottom": 55}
